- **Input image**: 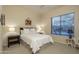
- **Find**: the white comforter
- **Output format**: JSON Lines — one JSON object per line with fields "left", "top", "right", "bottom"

{"left": 21, "top": 33, "right": 53, "bottom": 53}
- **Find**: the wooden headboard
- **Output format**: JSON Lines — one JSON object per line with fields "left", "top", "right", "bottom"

{"left": 20, "top": 27, "right": 36, "bottom": 35}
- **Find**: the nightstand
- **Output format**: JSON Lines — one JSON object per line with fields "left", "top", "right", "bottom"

{"left": 8, "top": 35, "right": 20, "bottom": 47}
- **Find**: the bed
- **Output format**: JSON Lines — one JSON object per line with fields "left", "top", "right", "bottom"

{"left": 20, "top": 27, "right": 54, "bottom": 53}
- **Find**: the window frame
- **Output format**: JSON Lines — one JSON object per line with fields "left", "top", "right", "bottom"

{"left": 51, "top": 12, "right": 75, "bottom": 36}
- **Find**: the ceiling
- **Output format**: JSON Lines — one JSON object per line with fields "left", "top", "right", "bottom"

{"left": 23, "top": 5, "right": 61, "bottom": 14}
{"left": 3, "top": 5, "right": 62, "bottom": 15}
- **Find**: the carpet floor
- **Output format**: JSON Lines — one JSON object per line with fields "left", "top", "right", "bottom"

{"left": 3, "top": 42, "right": 79, "bottom": 54}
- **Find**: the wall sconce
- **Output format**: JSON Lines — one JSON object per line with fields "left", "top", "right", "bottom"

{"left": 7, "top": 25, "right": 16, "bottom": 32}
{"left": 36, "top": 25, "right": 42, "bottom": 32}
{"left": 36, "top": 24, "right": 45, "bottom": 32}
{"left": 9, "top": 27, "right": 15, "bottom": 32}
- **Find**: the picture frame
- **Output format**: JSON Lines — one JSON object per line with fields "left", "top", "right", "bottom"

{"left": 25, "top": 17, "right": 31, "bottom": 25}
{"left": 1, "top": 14, "right": 5, "bottom": 25}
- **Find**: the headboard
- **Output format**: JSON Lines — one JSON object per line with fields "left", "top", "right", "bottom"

{"left": 20, "top": 27, "right": 36, "bottom": 35}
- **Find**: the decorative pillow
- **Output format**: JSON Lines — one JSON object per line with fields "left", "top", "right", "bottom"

{"left": 30, "top": 28, "right": 35, "bottom": 32}
{"left": 24, "top": 29, "right": 29, "bottom": 32}
{"left": 23, "top": 29, "right": 31, "bottom": 34}
{"left": 23, "top": 28, "right": 37, "bottom": 34}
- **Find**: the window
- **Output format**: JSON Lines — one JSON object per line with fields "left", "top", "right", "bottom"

{"left": 51, "top": 13, "right": 74, "bottom": 36}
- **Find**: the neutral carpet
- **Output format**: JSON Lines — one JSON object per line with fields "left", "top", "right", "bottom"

{"left": 3, "top": 42, "right": 79, "bottom": 54}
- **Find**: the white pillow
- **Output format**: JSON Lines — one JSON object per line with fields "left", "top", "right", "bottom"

{"left": 24, "top": 29, "right": 29, "bottom": 32}
{"left": 23, "top": 28, "right": 37, "bottom": 34}
{"left": 30, "top": 28, "right": 36, "bottom": 32}
{"left": 23, "top": 29, "right": 30, "bottom": 33}
{"left": 23, "top": 29, "right": 31, "bottom": 34}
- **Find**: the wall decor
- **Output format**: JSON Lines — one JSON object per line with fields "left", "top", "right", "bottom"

{"left": 1, "top": 14, "right": 5, "bottom": 25}
{"left": 25, "top": 17, "right": 31, "bottom": 25}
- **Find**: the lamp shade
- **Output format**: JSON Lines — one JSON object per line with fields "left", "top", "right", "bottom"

{"left": 9, "top": 27, "right": 15, "bottom": 32}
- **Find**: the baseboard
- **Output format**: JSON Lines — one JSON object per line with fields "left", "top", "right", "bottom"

{"left": 54, "top": 41, "right": 66, "bottom": 45}
{"left": 54, "top": 41, "right": 67, "bottom": 45}
{"left": 0, "top": 51, "right": 3, "bottom": 53}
